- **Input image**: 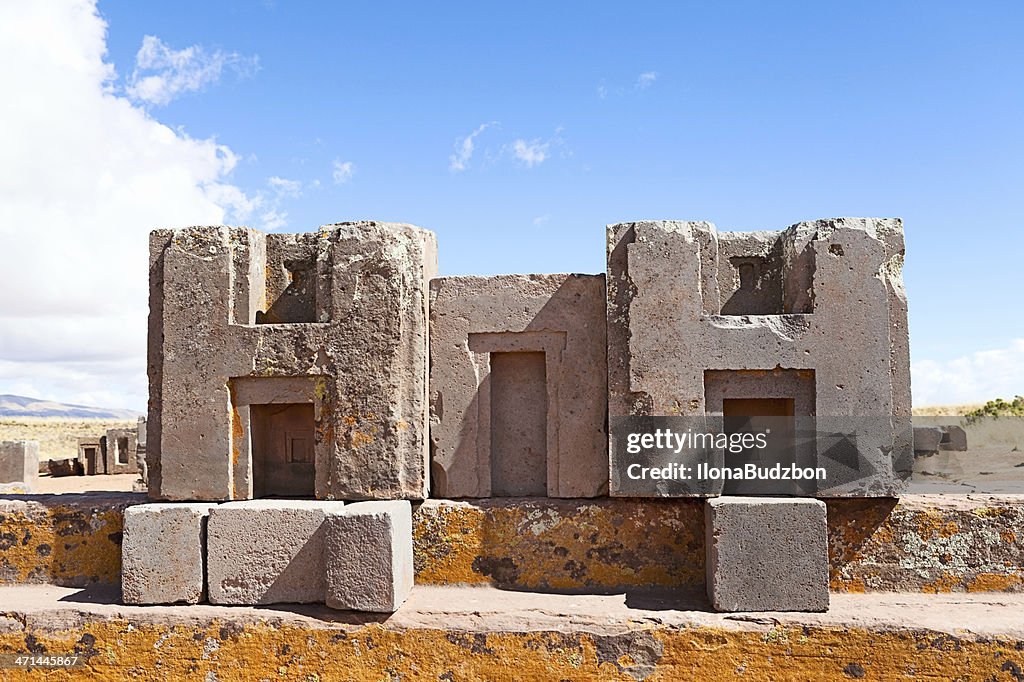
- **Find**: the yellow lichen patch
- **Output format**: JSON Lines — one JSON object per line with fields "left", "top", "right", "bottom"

{"left": 350, "top": 431, "right": 374, "bottom": 448}
{"left": 229, "top": 404, "right": 244, "bottom": 500}
{"left": 0, "top": 619, "right": 1021, "bottom": 681}
{"left": 0, "top": 502, "right": 125, "bottom": 585}
{"left": 968, "top": 572, "right": 1024, "bottom": 592}
{"left": 413, "top": 503, "right": 488, "bottom": 585}
{"left": 915, "top": 510, "right": 960, "bottom": 540}
{"left": 413, "top": 500, "right": 704, "bottom": 591}
{"left": 830, "top": 577, "right": 867, "bottom": 593}
{"left": 922, "top": 573, "right": 962, "bottom": 594}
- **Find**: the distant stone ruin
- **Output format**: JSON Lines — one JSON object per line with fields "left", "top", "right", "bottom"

{"left": 66, "top": 418, "right": 147, "bottom": 485}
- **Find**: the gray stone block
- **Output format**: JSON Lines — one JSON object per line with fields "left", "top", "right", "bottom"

{"left": 47, "top": 458, "right": 78, "bottom": 477}
{"left": 938, "top": 425, "right": 968, "bottom": 451}
{"left": 148, "top": 222, "right": 436, "bottom": 501}
{"left": 429, "top": 274, "right": 607, "bottom": 498}
{"left": 206, "top": 500, "right": 346, "bottom": 605}
{"left": 0, "top": 441, "right": 39, "bottom": 490}
{"left": 705, "top": 497, "right": 829, "bottom": 612}
{"left": 913, "top": 426, "right": 943, "bottom": 453}
{"left": 324, "top": 501, "right": 413, "bottom": 613}
{"left": 607, "top": 218, "right": 912, "bottom": 497}
{"left": 122, "top": 503, "right": 216, "bottom": 604}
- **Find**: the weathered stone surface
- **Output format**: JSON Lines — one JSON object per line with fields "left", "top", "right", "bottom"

{"left": 148, "top": 222, "right": 437, "bottom": 501}
{"left": 0, "top": 493, "right": 143, "bottom": 586}
{"left": 122, "top": 503, "right": 215, "bottom": 604}
{"left": 706, "top": 497, "right": 829, "bottom": 612}
{"left": 913, "top": 426, "right": 943, "bottom": 453}
{"left": 429, "top": 274, "right": 607, "bottom": 498}
{"left": 325, "top": 501, "right": 413, "bottom": 612}
{"left": 206, "top": 500, "right": 345, "bottom": 604}
{"left": 0, "top": 441, "right": 39, "bottom": 490}
{"left": 4, "top": 585, "right": 1024, "bottom": 682}
{"left": 104, "top": 428, "right": 138, "bottom": 475}
{"left": 607, "top": 218, "right": 912, "bottom": 497}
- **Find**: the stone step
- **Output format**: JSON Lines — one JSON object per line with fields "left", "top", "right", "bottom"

{"left": 0, "top": 584, "right": 1021, "bottom": 679}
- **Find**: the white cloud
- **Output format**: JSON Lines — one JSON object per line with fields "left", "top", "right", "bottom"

{"left": 636, "top": 71, "right": 658, "bottom": 89}
{"left": 126, "top": 35, "right": 258, "bottom": 106}
{"left": 912, "top": 339, "right": 1024, "bottom": 407}
{"left": 449, "top": 122, "right": 496, "bottom": 172}
{"left": 598, "top": 73, "right": 659, "bottom": 98}
{"left": 512, "top": 138, "right": 550, "bottom": 168}
{"left": 532, "top": 214, "right": 551, "bottom": 227}
{"left": 0, "top": 1, "right": 260, "bottom": 410}
{"left": 332, "top": 159, "right": 354, "bottom": 184}
{"left": 268, "top": 176, "right": 302, "bottom": 198}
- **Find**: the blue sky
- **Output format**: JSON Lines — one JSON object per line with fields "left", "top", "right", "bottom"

{"left": 0, "top": 1, "right": 1021, "bottom": 409}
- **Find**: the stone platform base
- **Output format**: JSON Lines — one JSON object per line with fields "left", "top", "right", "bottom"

{"left": 0, "top": 585, "right": 1022, "bottom": 680}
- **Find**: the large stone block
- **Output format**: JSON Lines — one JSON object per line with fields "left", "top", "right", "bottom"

{"left": 147, "top": 222, "right": 437, "bottom": 501}
{"left": 325, "top": 501, "right": 413, "bottom": 612}
{"left": 607, "top": 219, "right": 912, "bottom": 497}
{"left": 122, "top": 503, "right": 216, "bottom": 604}
{"left": 0, "top": 441, "right": 39, "bottom": 490}
{"left": 206, "top": 500, "right": 346, "bottom": 605}
{"left": 705, "top": 497, "right": 829, "bottom": 612}
{"left": 430, "top": 274, "right": 607, "bottom": 498}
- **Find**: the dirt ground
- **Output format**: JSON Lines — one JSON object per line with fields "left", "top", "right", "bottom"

{"left": 32, "top": 472, "right": 139, "bottom": 494}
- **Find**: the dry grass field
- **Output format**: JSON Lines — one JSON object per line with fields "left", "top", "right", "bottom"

{"left": 0, "top": 417, "right": 136, "bottom": 461}
{"left": 912, "top": 403, "right": 983, "bottom": 416}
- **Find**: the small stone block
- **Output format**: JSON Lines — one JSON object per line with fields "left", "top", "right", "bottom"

{"left": 325, "top": 501, "right": 413, "bottom": 613}
{"left": 705, "top": 497, "right": 829, "bottom": 612}
{"left": 938, "top": 426, "right": 968, "bottom": 452}
{"left": 913, "top": 426, "right": 943, "bottom": 453}
{"left": 122, "top": 503, "right": 216, "bottom": 604}
{"left": 206, "top": 500, "right": 346, "bottom": 605}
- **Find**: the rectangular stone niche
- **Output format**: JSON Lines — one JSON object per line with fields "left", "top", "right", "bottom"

{"left": 706, "top": 369, "right": 815, "bottom": 496}
{"left": 715, "top": 231, "right": 815, "bottom": 316}
{"left": 488, "top": 351, "right": 548, "bottom": 496}
{"left": 230, "top": 376, "right": 320, "bottom": 499}
{"left": 251, "top": 403, "right": 316, "bottom": 497}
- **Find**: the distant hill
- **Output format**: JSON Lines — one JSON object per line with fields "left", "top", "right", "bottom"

{"left": 0, "top": 394, "right": 141, "bottom": 420}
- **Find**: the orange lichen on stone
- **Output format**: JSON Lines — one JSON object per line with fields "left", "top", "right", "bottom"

{"left": 414, "top": 499, "right": 704, "bottom": 591}
{"left": 968, "top": 573, "right": 1024, "bottom": 592}
{"left": 0, "top": 617, "right": 1021, "bottom": 681}
{"left": 0, "top": 496, "right": 132, "bottom": 586}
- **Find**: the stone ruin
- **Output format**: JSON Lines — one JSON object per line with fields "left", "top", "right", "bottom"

{"left": 126, "top": 217, "right": 913, "bottom": 613}
{"left": 60, "top": 418, "right": 147, "bottom": 485}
